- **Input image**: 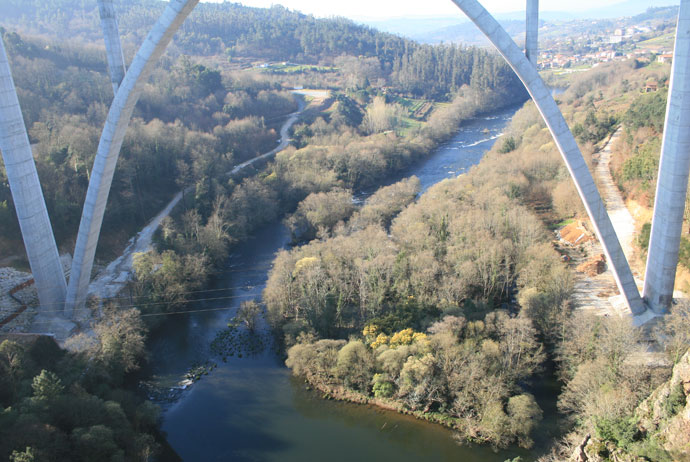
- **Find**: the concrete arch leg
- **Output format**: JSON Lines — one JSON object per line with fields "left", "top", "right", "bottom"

{"left": 526, "top": 0, "right": 538, "bottom": 66}
{"left": 98, "top": 0, "right": 127, "bottom": 95}
{"left": 0, "top": 37, "right": 67, "bottom": 310}
{"left": 449, "top": 0, "right": 646, "bottom": 315}
{"left": 643, "top": 1, "right": 690, "bottom": 314}
{"left": 65, "top": 0, "right": 200, "bottom": 315}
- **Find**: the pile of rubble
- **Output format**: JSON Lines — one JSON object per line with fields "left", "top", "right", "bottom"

{"left": 0, "top": 267, "right": 37, "bottom": 332}
{"left": 558, "top": 220, "right": 595, "bottom": 246}
{"left": 1, "top": 254, "right": 74, "bottom": 336}
{"left": 576, "top": 253, "right": 607, "bottom": 277}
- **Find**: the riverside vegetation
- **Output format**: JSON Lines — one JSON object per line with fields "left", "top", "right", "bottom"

{"left": 266, "top": 105, "right": 570, "bottom": 449}
{"left": 0, "top": 308, "right": 157, "bottom": 461}
{"left": 266, "top": 59, "right": 690, "bottom": 458}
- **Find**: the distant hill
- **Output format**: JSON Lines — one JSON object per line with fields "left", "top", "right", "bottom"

{"left": 356, "top": 17, "right": 468, "bottom": 40}
{"left": 357, "top": 0, "right": 679, "bottom": 44}
{"left": 413, "top": 20, "right": 529, "bottom": 47}
{"left": 2, "top": 0, "right": 405, "bottom": 60}
{"left": 0, "top": 0, "right": 525, "bottom": 100}
{"left": 582, "top": 0, "right": 679, "bottom": 19}
{"left": 631, "top": 5, "right": 680, "bottom": 21}
{"left": 358, "top": 14, "right": 569, "bottom": 45}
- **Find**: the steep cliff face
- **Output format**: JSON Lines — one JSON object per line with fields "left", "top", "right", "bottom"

{"left": 636, "top": 350, "right": 690, "bottom": 459}
{"left": 572, "top": 351, "right": 690, "bottom": 462}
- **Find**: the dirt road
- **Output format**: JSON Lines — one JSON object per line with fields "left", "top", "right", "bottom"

{"left": 570, "top": 129, "right": 646, "bottom": 319}
{"left": 86, "top": 93, "right": 317, "bottom": 303}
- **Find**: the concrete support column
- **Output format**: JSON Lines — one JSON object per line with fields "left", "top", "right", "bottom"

{"left": 643, "top": 1, "right": 690, "bottom": 314}
{"left": 526, "top": 0, "right": 539, "bottom": 66}
{"left": 65, "top": 0, "right": 199, "bottom": 315}
{"left": 450, "top": 0, "right": 646, "bottom": 315}
{"left": 97, "top": 0, "right": 127, "bottom": 95}
{"left": 0, "top": 38, "right": 67, "bottom": 310}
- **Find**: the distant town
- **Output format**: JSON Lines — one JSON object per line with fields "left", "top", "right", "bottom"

{"left": 537, "top": 7, "right": 678, "bottom": 72}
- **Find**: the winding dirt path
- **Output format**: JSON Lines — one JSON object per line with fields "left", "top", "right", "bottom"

{"left": 85, "top": 94, "right": 315, "bottom": 303}
{"left": 595, "top": 130, "right": 638, "bottom": 265}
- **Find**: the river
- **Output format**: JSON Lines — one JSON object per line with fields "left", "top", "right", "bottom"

{"left": 145, "top": 103, "right": 536, "bottom": 461}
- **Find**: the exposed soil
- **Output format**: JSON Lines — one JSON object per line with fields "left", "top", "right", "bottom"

{"left": 560, "top": 129, "right": 644, "bottom": 319}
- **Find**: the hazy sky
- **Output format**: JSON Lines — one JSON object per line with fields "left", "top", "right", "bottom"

{"left": 203, "top": 0, "right": 667, "bottom": 19}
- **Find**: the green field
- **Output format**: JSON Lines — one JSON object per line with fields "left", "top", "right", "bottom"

{"left": 256, "top": 63, "right": 337, "bottom": 74}
{"left": 390, "top": 96, "right": 439, "bottom": 121}
{"left": 398, "top": 116, "right": 424, "bottom": 137}
{"left": 636, "top": 32, "right": 676, "bottom": 51}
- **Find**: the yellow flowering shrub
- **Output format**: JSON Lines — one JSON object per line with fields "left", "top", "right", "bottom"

{"left": 370, "top": 333, "right": 390, "bottom": 349}
{"left": 363, "top": 324, "right": 379, "bottom": 338}
{"left": 412, "top": 332, "right": 428, "bottom": 344}
{"left": 390, "top": 328, "right": 415, "bottom": 347}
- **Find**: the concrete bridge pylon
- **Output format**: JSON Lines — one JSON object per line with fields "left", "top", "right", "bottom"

{"left": 525, "top": 0, "right": 538, "bottom": 67}
{"left": 64, "top": 0, "right": 200, "bottom": 315}
{"left": 97, "top": 0, "right": 127, "bottom": 95}
{"left": 644, "top": 0, "right": 690, "bottom": 314}
{"left": 0, "top": 37, "right": 67, "bottom": 310}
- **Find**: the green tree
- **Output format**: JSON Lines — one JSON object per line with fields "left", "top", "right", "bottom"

{"left": 335, "top": 341, "right": 375, "bottom": 392}
{"left": 94, "top": 308, "right": 147, "bottom": 376}
{"left": 32, "top": 370, "right": 64, "bottom": 401}
{"left": 72, "top": 425, "right": 121, "bottom": 462}
{"left": 10, "top": 447, "right": 35, "bottom": 462}
{"left": 0, "top": 340, "right": 27, "bottom": 403}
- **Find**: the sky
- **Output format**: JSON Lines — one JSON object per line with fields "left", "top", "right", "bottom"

{"left": 202, "top": 0, "right": 669, "bottom": 19}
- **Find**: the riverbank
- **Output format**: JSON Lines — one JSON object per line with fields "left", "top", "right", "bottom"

{"left": 152, "top": 101, "right": 526, "bottom": 462}
{"left": 0, "top": 94, "right": 312, "bottom": 340}
{"left": 2, "top": 89, "right": 528, "bottom": 460}
{"left": 84, "top": 94, "right": 313, "bottom": 311}
{"left": 297, "top": 381, "right": 461, "bottom": 431}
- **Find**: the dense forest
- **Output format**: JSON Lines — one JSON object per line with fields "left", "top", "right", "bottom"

{"left": 1, "top": 0, "right": 522, "bottom": 99}
{"left": 0, "top": 309, "right": 157, "bottom": 461}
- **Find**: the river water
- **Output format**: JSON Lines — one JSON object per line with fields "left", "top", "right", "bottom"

{"left": 146, "top": 104, "right": 535, "bottom": 461}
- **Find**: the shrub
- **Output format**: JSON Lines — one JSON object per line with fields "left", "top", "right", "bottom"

{"left": 595, "top": 415, "right": 638, "bottom": 450}
{"left": 335, "top": 341, "right": 375, "bottom": 392}
{"left": 663, "top": 381, "right": 686, "bottom": 417}
{"left": 498, "top": 136, "right": 517, "bottom": 153}
{"left": 372, "top": 373, "right": 395, "bottom": 398}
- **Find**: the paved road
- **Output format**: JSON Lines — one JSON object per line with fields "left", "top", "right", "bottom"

{"left": 86, "top": 94, "right": 313, "bottom": 303}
